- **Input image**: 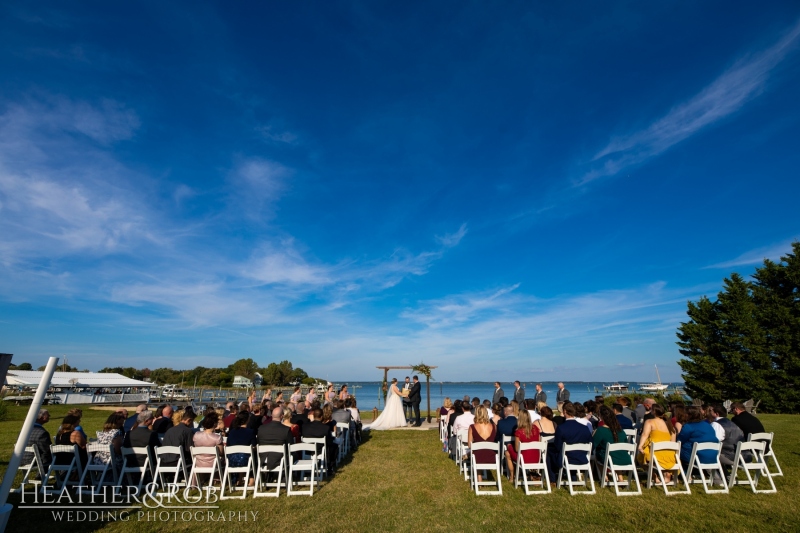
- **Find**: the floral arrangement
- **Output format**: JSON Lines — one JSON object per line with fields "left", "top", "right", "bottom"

{"left": 409, "top": 362, "right": 434, "bottom": 380}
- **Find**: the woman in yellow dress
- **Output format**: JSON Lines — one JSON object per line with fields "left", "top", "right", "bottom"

{"left": 638, "top": 404, "right": 677, "bottom": 483}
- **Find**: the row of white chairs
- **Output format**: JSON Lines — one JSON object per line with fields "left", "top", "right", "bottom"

{"left": 439, "top": 420, "right": 779, "bottom": 496}
{"left": 16, "top": 424, "right": 358, "bottom": 498}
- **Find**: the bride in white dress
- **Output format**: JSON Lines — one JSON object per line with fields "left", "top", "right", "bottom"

{"left": 367, "top": 378, "right": 407, "bottom": 430}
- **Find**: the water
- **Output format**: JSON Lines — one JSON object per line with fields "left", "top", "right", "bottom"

{"left": 342, "top": 381, "right": 685, "bottom": 410}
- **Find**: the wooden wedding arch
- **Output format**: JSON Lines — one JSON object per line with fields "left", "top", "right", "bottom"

{"left": 376, "top": 365, "right": 438, "bottom": 423}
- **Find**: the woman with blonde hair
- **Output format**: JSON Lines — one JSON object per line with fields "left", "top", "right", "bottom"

{"left": 509, "top": 399, "right": 520, "bottom": 419}
{"left": 467, "top": 405, "right": 497, "bottom": 482}
{"left": 282, "top": 407, "right": 301, "bottom": 442}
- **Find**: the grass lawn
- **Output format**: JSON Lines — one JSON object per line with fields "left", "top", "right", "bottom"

{"left": 1, "top": 405, "right": 798, "bottom": 533}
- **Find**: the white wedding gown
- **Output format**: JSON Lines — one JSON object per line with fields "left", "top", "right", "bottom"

{"left": 367, "top": 385, "right": 407, "bottom": 430}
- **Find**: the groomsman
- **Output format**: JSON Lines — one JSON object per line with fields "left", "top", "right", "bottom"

{"left": 492, "top": 382, "right": 505, "bottom": 406}
{"left": 513, "top": 381, "right": 525, "bottom": 404}
{"left": 556, "top": 382, "right": 570, "bottom": 413}
{"left": 534, "top": 383, "right": 547, "bottom": 410}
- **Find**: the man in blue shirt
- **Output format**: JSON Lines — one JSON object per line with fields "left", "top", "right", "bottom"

{"left": 613, "top": 403, "right": 634, "bottom": 430}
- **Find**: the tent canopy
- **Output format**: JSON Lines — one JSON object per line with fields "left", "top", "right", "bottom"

{"left": 5, "top": 370, "right": 155, "bottom": 389}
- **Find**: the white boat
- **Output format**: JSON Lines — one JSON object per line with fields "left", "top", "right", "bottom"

{"left": 639, "top": 365, "right": 669, "bottom": 392}
{"left": 603, "top": 383, "right": 629, "bottom": 393}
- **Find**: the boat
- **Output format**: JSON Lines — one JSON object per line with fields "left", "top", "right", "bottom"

{"left": 639, "top": 365, "right": 669, "bottom": 393}
{"left": 603, "top": 383, "right": 629, "bottom": 393}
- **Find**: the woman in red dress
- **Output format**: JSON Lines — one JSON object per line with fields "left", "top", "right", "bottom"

{"left": 505, "top": 410, "right": 541, "bottom": 477}
{"left": 468, "top": 405, "right": 497, "bottom": 482}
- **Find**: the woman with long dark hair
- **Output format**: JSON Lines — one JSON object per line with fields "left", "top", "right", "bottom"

{"left": 593, "top": 405, "right": 631, "bottom": 472}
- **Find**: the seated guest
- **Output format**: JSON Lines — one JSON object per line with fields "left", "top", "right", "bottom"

{"left": 548, "top": 402, "right": 592, "bottom": 482}
{"left": 292, "top": 402, "right": 309, "bottom": 428}
{"left": 730, "top": 402, "right": 766, "bottom": 440}
{"left": 446, "top": 401, "right": 464, "bottom": 454}
{"left": 222, "top": 402, "right": 238, "bottom": 428}
{"left": 152, "top": 405, "right": 174, "bottom": 435}
{"left": 509, "top": 399, "right": 520, "bottom": 419}
{"left": 672, "top": 404, "right": 687, "bottom": 434}
{"left": 593, "top": 405, "right": 631, "bottom": 481}
{"left": 467, "top": 406, "right": 496, "bottom": 482}
{"left": 638, "top": 398, "right": 656, "bottom": 429}
{"left": 302, "top": 408, "right": 337, "bottom": 475}
{"left": 573, "top": 403, "right": 593, "bottom": 433}
{"left": 711, "top": 404, "right": 747, "bottom": 468}
{"left": 613, "top": 403, "right": 634, "bottom": 430}
{"left": 331, "top": 399, "right": 353, "bottom": 425}
{"left": 161, "top": 410, "right": 196, "bottom": 467}
{"left": 453, "top": 402, "right": 475, "bottom": 435}
{"left": 505, "top": 410, "right": 540, "bottom": 477}
{"left": 321, "top": 404, "right": 337, "bottom": 435}
{"left": 525, "top": 399, "right": 541, "bottom": 423}
{"left": 66, "top": 408, "right": 87, "bottom": 441}
{"left": 583, "top": 400, "right": 599, "bottom": 430}
{"left": 246, "top": 403, "right": 263, "bottom": 431}
{"left": 551, "top": 403, "right": 566, "bottom": 427}
{"left": 54, "top": 414, "right": 87, "bottom": 469}
{"left": 24, "top": 409, "right": 52, "bottom": 473}
{"left": 224, "top": 411, "right": 256, "bottom": 485}
{"left": 491, "top": 403, "right": 504, "bottom": 425}
{"left": 345, "top": 398, "right": 362, "bottom": 445}
{"left": 123, "top": 410, "right": 160, "bottom": 468}
{"left": 677, "top": 406, "right": 718, "bottom": 469}
{"left": 439, "top": 397, "right": 453, "bottom": 422}
{"left": 191, "top": 412, "right": 224, "bottom": 485}
{"left": 496, "top": 405, "right": 518, "bottom": 441}
{"left": 637, "top": 404, "right": 677, "bottom": 480}
{"left": 93, "top": 412, "right": 125, "bottom": 472}
{"left": 533, "top": 406, "right": 556, "bottom": 441}
{"left": 619, "top": 397, "right": 635, "bottom": 426}
{"left": 471, "top": 397, "right": 481, "bottom": 414}
{"left": 281, "top": 407, "right": 301, "bottom": 442}
{"left": 482, "top": 399, "right": 492, "bottom": 410}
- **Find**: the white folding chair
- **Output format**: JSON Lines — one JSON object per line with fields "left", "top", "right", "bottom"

{"left": 188, "top": 446, "right": 222, "bottom": 490}
{"left": 728, "top": 441, "right": 776, "bottom": 494}
{"left": 41, "top": 445, "right": 83, "bottom": 495}
{"left": 557, "top": 443, "right": 595, "bottom": 495}
{"left": 687, "top": 442, "right": 728, "bottom": 494}
{"left": 79, "top": 443, "right": 117, "bottom": 496}
{"left": 154, "top": 446, "right": 189, "bottom": 491}
{"left": 749, "top": 432, "right": 782, "bottom": 477}
{"left": 220, "top": 445, "right": 255, "bottom": 500}
{"left": 336, "top": 423, "right": 350, "bottom": 460}
{"left": 287, "top": 443, "right": 316, "bottom": 496}
{"left": 646, "top": 441, "right": 690, "bottom": 495}
{"left": 540, "top": 435, "right": 554, "bottom": 444}
{"left": 439, "top": 419, "right": 448, "bottom": 446}
{"left": 456, "top": 429, "right": 470, "bottom": 481}
{"left": 301, "top": 437, "right": 327, "bottom": 481}
{"left": 514, "top": 441, "right": 549, "bottom": 494}
{"left": 469, "top": 442, "right": 502, "bottom": 495}
{"left": 120, "top": 447, "right": 154, "bottom": 492}
{"left": 254, "top": 444, "right": 287, "bottom": 497}
{"left": 623, "top": 429, "right": 637, "bottom": 446}
{"left": 599, "top": 443, "right": 641, "bottom": 496}
{"left": 500, "top": 434, "right": 514, "bottom": 478}
{"left": 15, "top": 446, "right": 45, "bottom": 493}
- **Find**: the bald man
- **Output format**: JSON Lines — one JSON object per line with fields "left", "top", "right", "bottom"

{"left": 257, "top": 407, "right": 294, "bottom": 469}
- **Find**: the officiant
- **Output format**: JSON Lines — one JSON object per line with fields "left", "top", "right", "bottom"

{"left": 402, "top": 376, "right": 412, "bottom": 422}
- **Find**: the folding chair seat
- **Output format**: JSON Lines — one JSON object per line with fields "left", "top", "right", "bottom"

{"left": 557, "top": 443, "right": 595, "bottom": 495}
{"left": 439, "top": 419, "right": 448, "bottom": 447}
{"left": 646, "top": 441, "right": 690, "bottom": 495}
{"left": 749, "top": 432, "right": 782, "bottom": 477}
{"left": 41, "top": 445, "right": 82, "bottom": 495}
{"left": 514, "top": 441, "right": 549, "bottom": 495}
{"left": 728, "top": 441, "right": 776, "bottom": 494}
{"left": 687, "top": 442, "right": 728, "bottom": 494}
{"left": 154, "top": 446, "right": 189, "bottom": 492}
{"left": 254, "top": 444, "right": 287, "bottom": 498}
{"left": 15, "top": 446, "right": 45, "bottom": 493}
{"left": 540, "top": 435, "right": 554, "bottom": 444}
{"left": 79, "top": 443, "right": 117, "bottom": 496}
{"left": 220, "top": 445, "right": 255, "bottom": 500}
{"left": 469, "top": 442, "right": 502, "bottom": 495}
{"left": 301, "top": 437, "right": 328, "bottom": 481}
{"left": 188, "top": 446, "right": 222, "bottom": 490}
{"left": 599, "top": 443, "right": 641, "bottom": 496}
{"left": 120, "top": 447, "right": 154, "bottom": 492}
{"left": 287, "top": 443, "right": 316, "bottom": 496}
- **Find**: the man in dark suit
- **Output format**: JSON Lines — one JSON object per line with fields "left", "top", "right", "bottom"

{"left": 730, "top": 402, "right": 766, "bottom": 439}
{"left": 123, "top": 410, "right": 160, "bottom": 468}
{"left": 151, "top": 405, "right": 174, "bottom": 435}
{"left": 291, "top": 403, "right": 308, "bottom": 430}
{"left": 409, "top": 376, "right": 422, "bottom": 426}
{"left": 556, "top": 383, "right": 570, "bottom": 413}
{"left": 24, "top": 409, "right": 52, "bottom": 473}
{"left": 534, "top": 384, "right": 547, "bottom": 410}
{"left": 496, "top": 405, "right": 517, "bottom": 441}
{"left": 123, "top": 404, "right": 147, "bottom": 435}
{"left": 302, "top": 408, "right": 337, "bottom": 474}
{"left": 492, "top": 382, "right": 504, "bottom": 406}
{"left": 160, "top": 410, "right": 196, "bottom": 467}
{"left": 548, "top": 402, "right": 592, "bottom": 482}
{"left": 257, "top": 407, "right": 294, "bottom": 470}
{"left": 513, "top": 381, "right": 525, "bottom": 405}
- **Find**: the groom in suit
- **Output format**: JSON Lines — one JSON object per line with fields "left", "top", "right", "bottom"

{"left": 409, "top": 376, "right": 422, "bottom": 426}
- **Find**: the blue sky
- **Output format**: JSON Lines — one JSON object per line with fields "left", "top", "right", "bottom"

{"left": 1, "top": 2, "right": 799, "bottom": 382}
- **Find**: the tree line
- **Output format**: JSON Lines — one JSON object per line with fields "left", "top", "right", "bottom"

{"left": 98, "top": 358, "right": 321, "bottom": 388}
{"left": 678, "top": 242, "right": 799, "bottom": 413}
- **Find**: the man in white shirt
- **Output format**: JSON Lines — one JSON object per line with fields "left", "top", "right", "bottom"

{"left": 524, "top": 399, "right": 541, "bottom": 422}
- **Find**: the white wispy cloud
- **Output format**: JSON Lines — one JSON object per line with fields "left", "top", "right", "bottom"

{"left": 705, "top": 240, "right": 796, "bottom": 269}
{"left": 579, "top": 19, "right": 800, "bottom": 185}
{"left": 436, "top": 222, "right": 468, "bottom": 248}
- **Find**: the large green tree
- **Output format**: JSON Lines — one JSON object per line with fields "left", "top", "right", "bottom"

{"left": 678, "top": 242, "right": 800, "bottom": 413}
